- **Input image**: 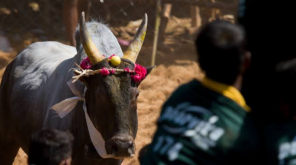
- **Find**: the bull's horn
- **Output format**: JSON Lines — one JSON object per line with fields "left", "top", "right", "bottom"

{"left": 80, "top": 12, "right": 104, "bottom": 65}
{"left": 122, "top": 14, "right": 148, "bottom": 63}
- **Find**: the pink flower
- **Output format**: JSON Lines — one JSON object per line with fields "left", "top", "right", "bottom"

{"left": 131, "top": 64, "right": 147, "bottom": 82}
{"left": 124, "top": 68, "right": 131, "bottom": 72}
{"left": 134, "top": 64, "right": 147, "bottom": 78}
{"left": 100, "top": 67, "right": 110, "bottom": 76}
{"left": 131, "top": 75, "right": 142, "bottom": 82}
{"left": 108, "top": 54, "right": 115, "bottom": 60}
{"left": 110, "top": 69, "right": 115, "bottom": 74}
{"left": 80, "top": 57, "right": 92, "bottom": 69}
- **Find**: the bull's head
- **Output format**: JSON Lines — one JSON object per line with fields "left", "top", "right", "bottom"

{"left": 77, "top": 12, "right": 153, "bottom": 159}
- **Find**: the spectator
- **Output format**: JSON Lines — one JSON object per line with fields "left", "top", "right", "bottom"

{"left": 28, "top": 129, "right": 74, "bottom": 165}
{"left": 263, "top": 59, "right": 296, "bottom": 165}
{"left": 140, "top": 21, "right": 262, "bottom": 165}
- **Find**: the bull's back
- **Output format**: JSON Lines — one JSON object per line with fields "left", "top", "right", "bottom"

{"left": 0, "top": 41, "right": 77, "bottom": 141}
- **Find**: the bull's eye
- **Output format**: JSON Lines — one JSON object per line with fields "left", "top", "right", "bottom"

{"left": 130, "top": 89, "right": 139, "bottom": 105}
{"left": 130, "top": 88, "right": 139, "bottom": 105}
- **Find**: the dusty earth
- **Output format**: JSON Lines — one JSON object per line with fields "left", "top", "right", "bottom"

{"left": 0, "top": 17, "right": 203, "bottom": 165}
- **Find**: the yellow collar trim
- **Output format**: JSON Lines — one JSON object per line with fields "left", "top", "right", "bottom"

{"left": 201, "top": 77, "right": 250, "bottom": 112}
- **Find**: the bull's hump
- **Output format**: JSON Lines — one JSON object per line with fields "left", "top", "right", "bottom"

{"left": 29, "top": 41, "right": 77, "bottom": 56}
{"left": 86, "top": 22, "right": 123, "bottom": 57}
{"left": 13, "top": 41, "right": 77, "bottom": 89}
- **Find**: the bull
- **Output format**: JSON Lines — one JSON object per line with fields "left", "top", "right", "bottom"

{"left": 0, "top": 12, "right": 153, "bottom": 165}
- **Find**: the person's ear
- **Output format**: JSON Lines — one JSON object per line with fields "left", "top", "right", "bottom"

{"left": 242, "top": 51, "right": 251, "bottom": 72}
{"left": 59, "top": 157, "right": 72, "bottom": 165}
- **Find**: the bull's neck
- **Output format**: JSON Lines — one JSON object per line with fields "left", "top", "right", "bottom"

{"left": 72, "top": 49, "right": 87, "bottom": 66}
{"left": 66, "top": 49, "right": 91, "bottom": 148}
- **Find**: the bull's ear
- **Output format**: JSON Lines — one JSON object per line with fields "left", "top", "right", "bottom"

{"left": 146, "top": 66, "right": 155, "bottom": 76}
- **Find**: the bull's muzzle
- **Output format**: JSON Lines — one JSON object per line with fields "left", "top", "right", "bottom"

{"left": 106, "top": 135, "right": 135, "bottom": 158}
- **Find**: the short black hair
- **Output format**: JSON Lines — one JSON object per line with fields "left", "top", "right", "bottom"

{"left": 195, "top": 20, "right": 247, "bottom": 85}
{"left": 28, "top": 129, "right": 74, "bottom": 165}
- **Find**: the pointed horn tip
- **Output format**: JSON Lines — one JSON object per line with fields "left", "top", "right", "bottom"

{"left": 80, "top": 12, "right": 86, "bottom": 25}
{"left": 148, "top": 65, "right": 156, "bottom": 69}
{"left": 79, "top": 12, "right": 85, "bottom": 28}
{"left": 143, "top": 13, "right": 148, "bottom": 22}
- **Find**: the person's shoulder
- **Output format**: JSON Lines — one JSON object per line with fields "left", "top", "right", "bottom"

{"left": 177, "top": 79, "right": 200, "bottom": 90}
{"left": 173, "top": 79, "right": 200, "bottom": 96}
{"left": 165, "top": 79, "right": 201, "bottom": 104}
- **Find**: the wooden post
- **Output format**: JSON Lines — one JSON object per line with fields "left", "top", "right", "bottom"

{"left": 209, "top": 0, "right": 222, "bottom": 22}
{"left": 210, "top": 8, "right": 216, "bottom": 21}
{"left": 159, "top": 3, "right": 172, "bottom": 42}
{"left": 209, "top": 0, "right": 216, "bottom": 22}
{"left": 190, "top": 6, "right": 202, "bottom": 31}
{"left": 151, "top": 0, "right": 161, "bottom": 66}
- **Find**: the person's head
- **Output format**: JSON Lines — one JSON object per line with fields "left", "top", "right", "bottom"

{"left": 275, "top": 59, "right": 296, "bottom": 120}
{"left": 28, "top": 129, "right": 74, "bottom": 165}
{"left": 195, "top": 20, "right": 250, "bottom": 85}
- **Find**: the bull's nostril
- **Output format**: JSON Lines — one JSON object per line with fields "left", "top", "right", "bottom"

{"left": 112, "top": 144, "right": 118, "bottom": 152}
{"left": 107, "top": 136, "right": 135, "bottom": 156}
{"left": 128, "top": 141, "right": 133, "bottom": 148}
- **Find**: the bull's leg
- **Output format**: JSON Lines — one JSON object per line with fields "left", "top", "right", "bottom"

{"left": 0, "top": 138, "right": 20, "bottom": 165}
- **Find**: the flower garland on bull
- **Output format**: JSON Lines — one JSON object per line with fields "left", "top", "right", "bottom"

{"left": 73, "top": 55, "right": 148, "bottom": 84}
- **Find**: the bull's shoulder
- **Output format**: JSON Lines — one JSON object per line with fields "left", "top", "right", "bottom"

{"left": 6, "top": 41, "right": 77, "bottom": 89}
{"left": 28, "top": 41, "right": 76, "bottom": 54}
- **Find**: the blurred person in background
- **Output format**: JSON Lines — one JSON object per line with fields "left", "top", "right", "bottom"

{"left": 139, "top": 20, "right": 263, "bottom": 165}
{"left": 28, "top": 129, "right": 74, "bottom": 165}
{"left": 238, "top": 1, "right": 296, "bottom": 164}
{"left": 238, "top": 0, "right": 296, "bottom": 126}
{"left": 264, "top": 59, "right": 296, "bottom": 165}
